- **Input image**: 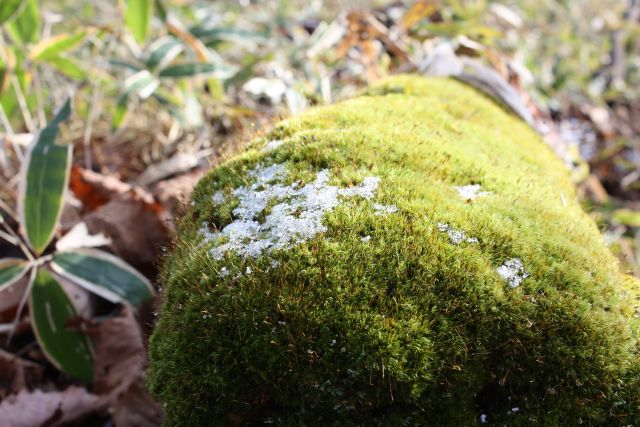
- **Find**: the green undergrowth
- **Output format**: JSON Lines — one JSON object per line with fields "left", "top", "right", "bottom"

{"left": 148, "top": 75, "right": 640, "bottom": 426}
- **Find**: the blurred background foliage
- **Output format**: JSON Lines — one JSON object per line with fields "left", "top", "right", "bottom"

{"left": 0, "top": 0, "right": 639, "bottom": 271}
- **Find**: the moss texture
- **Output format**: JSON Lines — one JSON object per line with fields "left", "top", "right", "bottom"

{"left": 148, "top": 76, "right": 640, "bottom": 426}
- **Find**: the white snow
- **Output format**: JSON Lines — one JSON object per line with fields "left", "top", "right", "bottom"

{"left": 437, "top": 222, "right": 479, "bottom": 244}
{"left": 263, "top": 139, "right": 285, "bottom": 152}
{"left": 372, "top": 203, "right": 398, "bottom": 215}
{"left": 497, "top": 258, "right": 529, "bottom": 288}
{"left": 455, "top": 184, "right": 490, "bottom": 200}
{"left": 200, "top": 163, "right": 380, "bottom": 260}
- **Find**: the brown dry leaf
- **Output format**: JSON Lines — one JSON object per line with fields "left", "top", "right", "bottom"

{"left": 69, "top": 166, "right": 132, "bottom": 212}
{"left": 0, "top": 275, "right": 28, "bottom": 323}
{"left": 0, "top": 386, "right": 102, "bottom": 427}
{"left": 0, "top": 349, "right": 44, "bottom": 399}
{"left": 402, "top": 0, "right": 437, "bottom": 29}
{"left": 90, "top": 305, "right": 162, "bottom": 426}
{"left": 69, "top": 167, "right": 172, "bottom": 266}
{"left": 110, "top": 380, "right": 163, "bottom": 427}
{"left": 135, "top": 153, "right": 201, "bottom": 187}
{"left": 83, "top": 190, "right": 171, "bottom": 265}
{"left": 152, "top": 169, "right": 206, "bottom": 216}
{"left": 90, "top": 305, "right": 145, "bottom": 396}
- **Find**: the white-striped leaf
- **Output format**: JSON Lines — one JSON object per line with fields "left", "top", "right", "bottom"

{"left": 51, "top": 248, "right": 154, "bottom": 308}
{"left": 18, "top": 98, "right": 73, "bottom": 255}
{"left": 145, "top": 37, "right": 183, "bottom": 70}
{"left": 158, "top": 62, "right": 237, "bottom": 80}
{"left": 0, "top": 258, "right": 29, "bottom": 292}
{"left": 30, "top": 268, "right": 93, "bottom": 382}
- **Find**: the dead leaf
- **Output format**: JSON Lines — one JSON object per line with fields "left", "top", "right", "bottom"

{"left": 69, "top": 166, "right": 131, "bottom": 212}
{"left": 152, "top": 169, "right": 206, "bottom": 216}
{"left": 69, "top": 167, "right": 172, "bottom": 267}
{"left": 90, "top": 306, "right": 163, "bottom": 426}
{"left": 90, "top": 306, "right": 145, "bottom": 396}
{"left": 0, "top": 386, "right": 102, "bottom": 427}
{"left": 135, "top": 152, "right": 204, "bottom": 187}
{"left": 83, "top": 189, "right": 171, "bottom": 266}
{"left": 0, "top": 349, "right": 44, "bottom": 399}
{"left": 110, "top": 380, "right": 163, "bottom": 427}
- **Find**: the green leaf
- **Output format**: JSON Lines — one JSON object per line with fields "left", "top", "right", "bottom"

{"left": 19, "top": 99, "right": 73, "bottom": 255}
{"left": 613, "top": 209, "right": 640, "bottom": 227}
{"left": 108, "top": 59, "right": 143, "bottom": 72}
{"left": 189, "top": 26, "right": 266, "bottom": 45}
{"left": 30, "top": 269, "right": 93, "bottom": 381}
{"left": 0, "top": 0, "right": 25, "bottom": 25}
{"left": 30, "top": 32, "right": 86, "bottom": 60}
{"left": 51, "top": 249, "right": 154, "bottom": 308}
{"left": 0, "top": 258, "right": 29, "bottom": 292}
{"left": 44, "top": 56, "right": 86, "bottom": 80}
{"left": 112, "top": 94, "right": 129, "bottom": 130}
{"left": 154, "top": 0, "right": 167, "bottom": 21}
{"left": 125, "top": 0, "right": 153, "bottom": 44}
{"left": 145, "top": 37, "right": 183, "bottom": 70}
{"left": 159, "top": 62, "right": 237, "bottom": 79}
{"left": 7, "top": 0, "right": 40, "bottom": 44}
{"left": 125, "top": 69, "right": 159, "bottom": 98}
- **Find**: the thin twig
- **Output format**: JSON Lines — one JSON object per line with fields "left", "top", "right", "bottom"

{"left": 0, "top": 215, "right": 34, "bottom": 262}
{"left": 31, "top": 66, "right": 47, "bottom": 128}
{"left": 0, "top": 103, "right": 24, "bottom": 165}
{"left": 5, "top": 266, "right": 36, "bottom": 347}
{"left": 0, "top": 229, "right": 19, "bottom": 245}
{"left": 10, "top": 75, "right": 36, "bottom": 132}
{"left": 83, "top": 81, "right": 103, "bottom": 169}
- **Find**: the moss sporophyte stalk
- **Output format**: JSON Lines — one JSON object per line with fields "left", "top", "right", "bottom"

{"left": 148, "top": 76, "right": 640, "bottom": 426}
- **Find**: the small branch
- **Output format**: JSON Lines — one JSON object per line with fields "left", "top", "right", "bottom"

{"left": 31, "top": 65, "right": 47, "bottom": 128}
{"left": 10, "top": 75, "right": 36, "bottom": 132}
{"left": 5, "top": 266, "right": 36, "bottom": 347}
{"left": 83, "top": 81, "right": 103, "bottom": 169}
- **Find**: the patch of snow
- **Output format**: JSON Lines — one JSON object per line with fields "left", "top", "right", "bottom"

{"left": 455, "top": 184, "right": 490, "bottom": 200}
{"left": 497, "top": 258, "right": 529, "bottom": 288}
{"left": 338, "top": 177, "right": 380, "bottom": 199}
{"left": 373, "top": 203, "right": 398, "bottom": 215}
{"left": 361, "top": 235, "right": 371, "bottom": 243}
{"left": 201, "top": 163, "right": 380, "bottom": 260}
{"left": 263, "top": 139, "right": 284, "bottom": 152}
{"left": 218, "top": 267, "right": 229, "bottom": 278}
{"left": 437, "top": 223, "right": 479, "bottom": 244}
{"left": 212, "top": 191, "right": 226, "bottom": 205}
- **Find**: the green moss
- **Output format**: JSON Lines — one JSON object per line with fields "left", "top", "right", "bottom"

{"left": 148, "top": 76, "right": 640, "bottom": 426}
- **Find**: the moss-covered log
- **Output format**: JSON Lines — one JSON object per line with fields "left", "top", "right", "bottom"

{"left": 148, "top": 76, "right": 640, "bottom": 425}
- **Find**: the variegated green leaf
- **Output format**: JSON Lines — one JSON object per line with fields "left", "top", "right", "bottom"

{"left": 159, "top": 62, "right": 237, "bottom": 79}
{"left": 51, "top": 249, "right": 154, "bottom": 308}
{"left": 19, "top": 98, "right": 73, "bottom": 255}
{"left": 30, "top": 268, "right": 93, "bottom": 382}
{"left": 0, "top": 258, "right": 29, "bottom": 291}
{"left": 145, "top": 37, "right": 183, "bottom": 70}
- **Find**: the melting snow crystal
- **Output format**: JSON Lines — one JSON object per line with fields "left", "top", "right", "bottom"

{"left": 373, "top": 203, "right": 398, "bottom": 215}
{"left": 201, "top": 163, "right": 380, "bottom": 260}
{"left": 455, "top": 184, "right": 490, "bottom": 200}
{"left": 212, "top": 191, "right": 226, "bottom": 205}
{"left": 437, "top": 223, "right": 478, "bottom": 244}
{"left": 263, "top": 139, "right": 285, "bottom": 152}
{"left": 497, "top": 258, "right": 529, "bottom": 288}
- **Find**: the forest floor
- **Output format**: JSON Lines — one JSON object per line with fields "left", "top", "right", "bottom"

{"left": 0, "top": 1, "right": 639, "bottom": 425}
